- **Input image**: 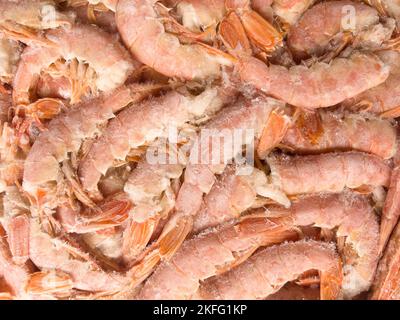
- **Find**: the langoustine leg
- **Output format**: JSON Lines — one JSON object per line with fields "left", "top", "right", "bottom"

{"left": 195, "top": 240, "right": 342, "bottom": 300}
{"left": 138, "top": 214, "right": 299, "bottom": 299}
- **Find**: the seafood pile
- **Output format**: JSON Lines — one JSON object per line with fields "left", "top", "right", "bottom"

{"left": 1, "top": 0, "right": 400, "bottom": 300}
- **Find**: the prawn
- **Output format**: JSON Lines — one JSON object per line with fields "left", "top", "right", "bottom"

{"left": 195, "top": 240, "right": 342, "bottom": 300}
{"left": 262, "top": 192, "right": 379, "bottom": 298}
{"left": 236, "top": 51, "right": 389, "bottom": 109}
{"left": 138, "top": 214, "right": 299, "bottom": 299}
{"left": 267, "top": 151, "right": 391, "bottom": 196}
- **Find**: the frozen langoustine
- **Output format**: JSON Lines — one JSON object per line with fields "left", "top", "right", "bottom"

{"left": 28, "top": 218, "right": 128, "bottom": 294}
{"left": 138, "top": 214, "right": 299, "bottom": 299}
{"left": 287, "top": 1, "right": 394, "bottom": 60}
{"left": 262, "top": 192, "right": 379, "bottom": 298}
{"left": 13, "top": 23, "right": 136, "bottom": 107}
{"left": 237, "top": 52, "right": 389, "bottom": 109}
{"left": 192, "top": 165, "right": 289, "bottom": 233}
{"left": 78, "top": 87, "right": 232, "bottom": 199}
{"left": 195, "top": 240, "right": 342, "bottom": 300}
{"left": 267, "top": 151, "right": 391, "bottom": 196}
{"left": 116, "top": 0, "right": 233, "bottom": 80}
{"left": 128, "top": 96, "right": 289, "bottom": 285}
{"left": 22, "top": 85, "right": 144, "bottom": 209}
{"left": 279, "top": 110, "right": 397, "bottom": 159}
{"left": 342, "top": 51, "right": 400, "bottom": 117}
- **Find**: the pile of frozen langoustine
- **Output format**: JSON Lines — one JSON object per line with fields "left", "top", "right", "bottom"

{"left": 1, "top": 0, "right": 400, "bottom": 301}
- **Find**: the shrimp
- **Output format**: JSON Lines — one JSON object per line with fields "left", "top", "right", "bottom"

{"left": 261, "top": 192, "right": 379, "bottom": 298}
{"left": 116, "top": 0, "right": 235, "bottom": 80}
{"left": 277, "top": 110, "right": 397, "bottom": 160}
{"left": 22, "top": 84, "right": 154, "bottom": 210}
{"left": 267, "top": 151, "right": 391, "bottom": 196}
{"left": 192, "top": 165, "right": 290, "bottom": 233}
{"left": 13, "top": 23, "right": 136, "bottom": 107}
{"left": 138, "top": 214, "right": 299, "bottom": 299}
{"left": 287, "top": 1, "right": 394, "bottom": 61}
{"left": 129, "top": 96, "right": 289, "bottom": 285}
{"left": 195, "top": 240, "right": 342, "bottom": 300}
{"left": 371, "top": 216, "right": 400, "bottom": 299}
{"left": 78, "top": 87, "right": 233, "bottom": 200}
{"left": 236, "top": 51, "right": 389, "bottom": 109}
{"left": 0, "top": 0, "right": 73, "bottom": 45}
